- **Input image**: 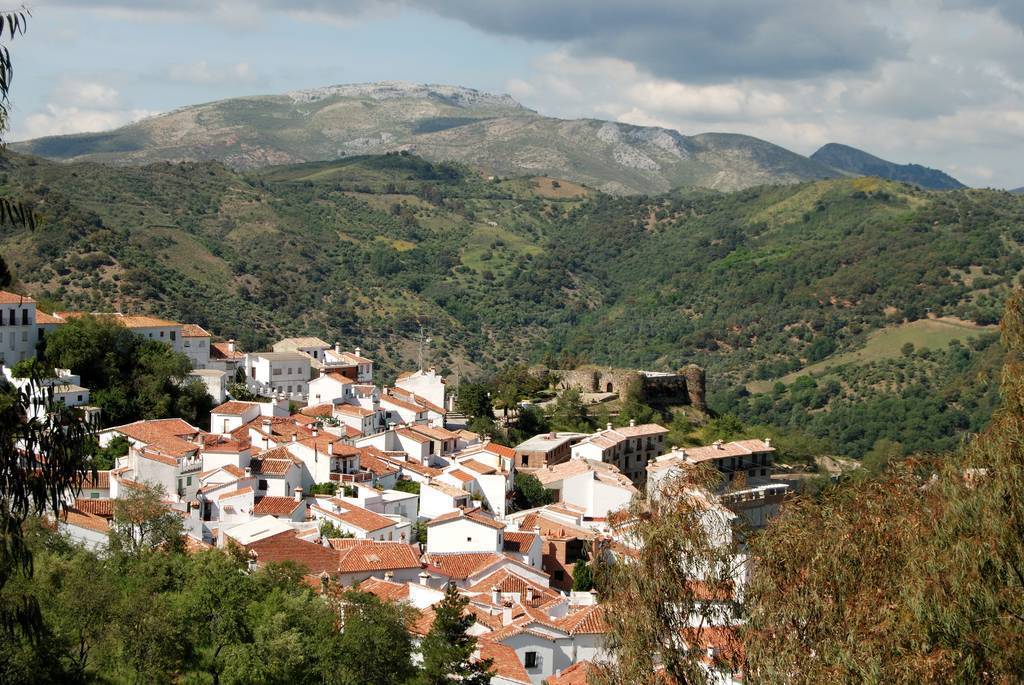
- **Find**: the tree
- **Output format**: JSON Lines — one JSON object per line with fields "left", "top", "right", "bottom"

{"left": 455, "top": 382, "right": 492, "bottom": 421}
{"left": 333, "top": 591, "right": 416, "bottom": 685}
{"left": 593, "top": 467, "right": 742, "bottom": 685}
{"left": 108, "top": 483, "right": 183, "bottom": 556}
{"left": 511, "top": 472, "right": 554, "bottom": 511}
{"left": 572, "top": 552, "right": 594, "bottom": 592}
{"left": 547, "top": 388, "right": 591, "bottom": 432}
{"left": 0, "top": 369, "right": 94, "bottom": 636}
{"left": 417, "top": 583, "right": 493, "bottom": 685}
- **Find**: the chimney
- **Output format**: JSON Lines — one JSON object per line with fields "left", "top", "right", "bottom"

{"left": 764, "top": 437, "right": 772, "bottom": 448}
{"left": 354, "top": 347, "right": 361, "bottom": 357}
{"left": 547, "top": 432, "right": 555, "bottom": 439}
{"left": 319, "top": 571, "right": 330, "bottom": 595}
{"left": 312, "top": 428, "right": 319, "bottom": 438}
{"left": 294, "top": 486, "right": 303, "bottom": 502}
{"left": 629, "top": 419, "right": 636, "bottom": 427}
{"left": 388, "top": 422, "right": 396, "bottom": 430}
{"left": 227, "top": 339, "right": 236, "bottom": 353}
{"left": 502, "top": 603, "right": 513, "bottom": 625}
{"left": 419, "top": 571, "right": 431, "bottom": 586}
{"left": 334, "top": 341, "right": 341, "bottom": 354}
{"left": 491, "top": 586, "right": 501, "bottom": 605}
{"left": 526, "top": 586, "right": 535, "bottom": 602}
{"left": 714, "top": 440, "right": 723, "bottom": 450}
{"left": 244, "top": 466, "right": 252, "bottom": 478}
{"left": 328, "top": 440, "right": 335, "bottom": 456}
{"left": 606, "top": 422, "right": 613, "bottom": 431}
{"left": 291, "top": 433, "right": 297, "bottom": 443}
{"left": 262, "top": 418, "right": 272, "bottom": 431}
{"left": 384, "top": 570, "right": 394, "bottom": 581}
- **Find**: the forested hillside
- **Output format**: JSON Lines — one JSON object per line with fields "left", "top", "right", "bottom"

{"left": 2, "top": 150, "right": 1023, "bottom": 455}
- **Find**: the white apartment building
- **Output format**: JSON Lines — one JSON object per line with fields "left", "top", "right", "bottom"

{"left": 244, "top": 351, "right": 311, "bottom": 399}
{"left": 0, "top": 291, "right": 40, "bottom": 366}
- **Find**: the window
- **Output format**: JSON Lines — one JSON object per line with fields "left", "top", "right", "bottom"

{"left": 466, "top": 536, "right": 472, "bottom": 542}
{"left": 185, "top": 340, "right": 191, "bottom": 347}
{"left": 170, "top": 331, "right": 176, "bottom": 341}
{"left": 21, "top": 309, "right": 27, "bottom": 325}
{"left": 90, "top": 492, "right": 100, "bottom": 499}
{"left": 258, "top": 479, "right": 268, "bottom": 491}
{"left": 521, "top": 455, "right": 529, "bottom": 466}
{"left": 553, "top": 570, "right": 565, "bottom": 581}
{"left": 186, "top": 476, "right": 192, "bottom": 486}
{"left": 524, "top": 652, "right": 538, "bottom": 669}
{"left": 159, "top": 331, "right": 164, "bottom": 338}
{"left": 272, "top": 368, "right": 282, "bottom": 376}
{"left": 760, "top": 468, "right": 767, "bottom": 476}
{"left": 20, "top": 331, "right": 26, "bottom": 342}
{"left": 77, "top": 395, "right": 83, "bottom": 402}
{"left": 223, "top": 505, "right": 235, "bottom": 514}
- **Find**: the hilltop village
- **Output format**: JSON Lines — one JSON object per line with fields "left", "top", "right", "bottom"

{"left": 1, "top": 290, "right": 788, "bottom": 685}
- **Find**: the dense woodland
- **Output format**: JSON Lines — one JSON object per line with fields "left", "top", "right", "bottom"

{"left": 1, "top": 151, "right": 1022, "bottom": 456}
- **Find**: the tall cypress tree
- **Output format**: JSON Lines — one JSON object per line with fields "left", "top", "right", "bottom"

{"left": 417, "top": 583, "right": 493, "bottom": 685}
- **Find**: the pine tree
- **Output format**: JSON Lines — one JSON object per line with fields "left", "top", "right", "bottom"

{"left": 417, "top": 583, "right": 493, "bottom": 685}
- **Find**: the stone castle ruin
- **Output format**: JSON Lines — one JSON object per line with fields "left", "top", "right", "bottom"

{"left": 554, "top": 364, "right": 706, "bottom": 411}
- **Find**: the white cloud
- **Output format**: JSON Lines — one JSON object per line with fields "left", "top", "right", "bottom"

{"left": 18, "top": 104, "right": 158, "bottom": 138}
{"left": 166, "top": 61, "right": 256, "bottom": 85}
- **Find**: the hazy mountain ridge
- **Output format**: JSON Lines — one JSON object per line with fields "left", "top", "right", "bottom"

{"left": 12, "top": 81, "right": 845, "bottom": 194}
{"left": 811, "top": 142, "right": 966, "bottom": 190}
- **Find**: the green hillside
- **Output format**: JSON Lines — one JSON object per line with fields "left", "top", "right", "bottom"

{"left": 812, "top": 142, "right": 966, "bottom": 190}
{"left": 2, "top": 151, "right": 1023, "bottom": 455}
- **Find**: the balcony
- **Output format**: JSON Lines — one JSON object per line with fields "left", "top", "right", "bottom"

{"left": 330, "top": 471, "right": 372, "bottom": 483}
{"left": 179, "top": 455, "right": 203, "bottom": 473}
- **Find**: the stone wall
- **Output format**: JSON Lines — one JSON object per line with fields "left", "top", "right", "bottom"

{"left": 553, "top": 364, "right": 707, "bottom": 411}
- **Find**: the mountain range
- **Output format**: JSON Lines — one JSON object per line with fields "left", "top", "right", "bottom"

{"left": 810, "top": 143, "right": 966, "bottom": 190}
{"left": 3, "top": 81, "right": 943, "bottom": 194}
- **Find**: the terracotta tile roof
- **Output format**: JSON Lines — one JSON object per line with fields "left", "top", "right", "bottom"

{"left": 410, "top": 606, "right": 436, "bottom": 637}
{"left": 459, "top": 459, "right": 496, "bottom": 475}
{"left": 357, "top": 577, "right": 411, "bottom": 602}
{"left": 447, "top": 469, "right": 474, "bottom": 483}
{"left": 682, "top": 626, "right": 745, "bottom": 673}
{"left": 515, "top": 512, "right": 596, "bottom": 541}
{"left": 502, "top": 531, "right": 538, "bottom": 554}
{"left": 60, "top": 507, "right": 110, "bottom": 533}
{"left": 211, "top": 342, "right": 244, "bottom": 360}
{"left": 113, "top": 418, "right": 201, "bottom": 443}
{"left": 677, "top": 439, "right": 775, "bottom": 464}
{"left": 395, "top": 427, "right": 431, "bottom": 444}
{"left": 218, "top": 486, "right": 253, "bottom": 501}
{"left": 613, "top": 423, "right": 669, "bottom": 438}
{"left": 330, "top": 539, "right": 422, "bottom": 573}
{"left": 296, "top": 433, "right": 359, "bottom": 456}
{"left": 0, "top": 290, "right": 34, "bottom": 304}
{"left": 468, "top": 569, "right": 557, "bottom": 607}
{"left": 73, "top": 498, "right": 115, "bottom": 517}
{"left": 253, "top": 496, "right": 301, "bottom": 516}
{"left": 338, "top": 351, "right": 372, "bottom": 365}
{"left": 247, "top": 530, "right": 342, "bottom": 575}
{"left": 232, "top": 416, "right": 315, "bottom": 443}
{"left": 334, "top": 403, "right": 374, "bottom": 417}
{"left": 425, "top": 480, "right": 470, "bottom": 499}
{"left": 211, "top": 400, "right": 259, "bottom": 416}
{"left": 180, "top": 323, "right": 211, "bottom": 337}
{"left": 357, "top": 447, "right": 400, "bottom": 477}
{"left": 545, "top": 660, "right": 595, "bottom": 685}
{"left": 426, "top": 507, "right": 504, "bottom": 530}
{"left": 381, "top": 393, "right": 426, "bottom": 413}
{"left": 36, "top": 310, "right": 64, "bottom": 324}
{"left": 380, "top": 455, "right": 442, "bottom": 478}
{"left": 140, "top": 449, "right": 179, "bottom": 467}
{"left": 477, "top": 640, "right": 531, "bottom": 685}
{"left": 423, "top": 552, "right": 504, "bottom": 580}
{"left": 275, "top": 336, "right": 330, "bottom": 349}
{"left": 483, "top": 442, "right": 515, "bottom": 459}
{"left": 390, "top": 387, "right": 446, "bottom": 415}
{"left": 248, "top": 456, "right": 296, "bottom": 475}
{"left": 558, "top": 604, "right": 608, "bottom": 635}
{"left": 409, "top": 425, "right": 458, "bottom": 441}
{"left": 299, "top": 403, "right": 333, "bottom": 418}
{"left": 325, "top": 372, "right": 355, "bottom": 384}
{"left": 80, "top": 470, "right": 110, "bottom": 489}
{"left": 314, "top": 502, "right": 395, "bottom": 533}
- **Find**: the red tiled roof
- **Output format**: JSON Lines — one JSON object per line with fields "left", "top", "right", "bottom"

{"left": 558, "top": 604, "right": 608, "bottom": 635}
{"left": 459, "top": 458, "right": 496, "bottom": 475}
{"left": 381, "top": 394, "right": 426, "bottom": 413}
{"left": 211, "top": 400, "right": 259, "bottom": 416}
{"left": 218, "top": 486, "right": 253, "bottom": 501}
{"left": 0, "top": 290, "right": 35, "bottom": 304}
{"left": 478, "top": 640, "right": 531, "bottom": 685}
{"left": 247, "top": 530, "right": 342, "bottom": 576}
{"left": 113, "top": 418, "right": 201, "bottom": 443}
{"left": 299, "top": 403, "right": 334, "bottom": 418}
{"left": 325, "top": 372, "right": 355, "bottom": 385}
{"left": 468, "top": 569, "right": 558, "bottom": 607}
{"left": 36, "top": 310, "right": 64, "bottom": 324}
{"left": 60, "top": 508, "right": 109, "bottom": 533}
{"left": 423, "top": 552, "right": 504, "bottom": 580}
{"left": 140, "top": 449, "right": 179, "bottom": 467}
{"left": 211, "top": 341, "right": 244, "bottom": 360}
{"left": 357, "top": 447, "right": 400, "bottom": 477}
{"left": 253, "top": 496, "right": 301, "bottom": 516}
{"left": 330, "top": 539, "right": 422, "bottom": 573}
{"left": 313, "top": 502, "right": 395, "bottom": 533}
{"left": 426, "top": 507, "right": 504, "bottom": 530}
{"left": 180, "top": 323, "right": 211, "bottom": 337}
{"left": 357, "top": 577, "right": 411, "bottom": 602}
{"left": 248, "top": 456, "right": 296, "bottom": 475}
{"left": 545, "top": 660, "right": 595, "bottom": 685}
{"left": 502, "top": 531, "right": 538, "bottom": 554}
{"left": 73, "top": 498, "right": 115, "bottom": 518}
{"left": 80, "top": 470, "right": 110, "bottom": 489}
{"left": 334, "top": 403, "right": 374, "bottom": 417}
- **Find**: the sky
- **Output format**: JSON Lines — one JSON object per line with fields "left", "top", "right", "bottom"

{"left": 7, "top": 0, "right": 1024, "bottom": 188}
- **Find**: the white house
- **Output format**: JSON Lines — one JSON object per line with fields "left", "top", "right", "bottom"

{"left": 244, "top": 352, "right": 311, "bottom": 399}
{"left": 0, "top": 291, "right": 40, "bottom": 366}
{"left": 395, "top": 367, "right": 446, "bottom": 412}
{"left": 420, "top": 480, "right": 473, "bottom": 520}
{"left": 272, "top": 336, "right": 332, "bottom": 365}
{"left": 333, "top": 403, "right": 382, "bottom": 436}
{"left": 181, "top": 324, "right": 212, "bottom": 369}
{"left": 425, "top": 507, "right": 504, "bottom": 555}
{"left": 190, "top": 368, "right": 228, "bottom": 404}
{"left": 532, "top": 458, "right": 637, "bottom": 521}
{"left": 310, "top": 497, "right": 410, "bottom": 542}
{"left": 570, "top": 421, "right": 669, "bottom": 487}
{"left": 210, "top": 401, "right": 263, "bottom": 435}
{"left": 248, "top": 446, "right": 303, "bottom": 498}
{"left": 322, "top": 345, "right": 374, "bottom": 383}
{"left": 308, "top": 371, "right": 355, "bottom": 405}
